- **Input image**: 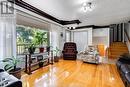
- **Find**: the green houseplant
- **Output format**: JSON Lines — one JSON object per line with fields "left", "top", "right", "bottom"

{"left": 33, "top": 31, "right": 47, "bottom": 53}
{"left": 53, "top": 47, "right": 61, "bottom": 62}
{"left": 3, "top": 56, "right": 22, "bottom": 79}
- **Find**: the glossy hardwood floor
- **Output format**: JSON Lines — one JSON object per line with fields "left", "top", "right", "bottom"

{"left": 21, "top": 60, "right": 124, "bottom": 87}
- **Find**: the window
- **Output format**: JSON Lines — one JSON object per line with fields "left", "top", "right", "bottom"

{"left": 16, "top": 25, "right": 49, "bottom": 55}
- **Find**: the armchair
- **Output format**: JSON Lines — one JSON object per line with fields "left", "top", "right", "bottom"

{"left": 79, "top": 45, "right": 100, "bottom": 64}
{"left": 62, "top": 42, "right": 78, "bottom": 60}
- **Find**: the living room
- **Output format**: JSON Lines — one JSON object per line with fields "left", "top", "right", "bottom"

{"left": 0, "top": 0, "right": 130, "bottom": 87}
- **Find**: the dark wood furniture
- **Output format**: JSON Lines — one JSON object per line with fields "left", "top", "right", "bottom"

{"left": 24, "top": 52, "right": 49, "bottom": 74}
{"left": 62, "top": 42, "right": 78, "bottom": 60}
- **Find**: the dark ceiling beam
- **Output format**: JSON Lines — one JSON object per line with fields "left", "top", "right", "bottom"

{"left": 75, "top": 25, "right": 94, "bottom": 29}
{"left": 93, "top": 25, "right": 110, "bottom": 29}
{"left": 74, "top": 25, "right": 109, "bottom": 30}
{"left": 61, "top": 20, "right": 81, "bottom": 25}
{"left": 8, "top": 0, "right": 81, "bottom": 25}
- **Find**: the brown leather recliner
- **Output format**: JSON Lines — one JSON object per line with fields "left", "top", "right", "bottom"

{"left": 62, "top": 42, "right": 78, "bottom": 60}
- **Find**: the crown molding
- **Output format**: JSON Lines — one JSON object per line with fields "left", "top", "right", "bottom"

{"left": 8, "top": 0, "right": 81, "bottom": 25}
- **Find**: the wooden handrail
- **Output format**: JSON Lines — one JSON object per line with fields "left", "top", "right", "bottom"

{"left": 124, "top": 30, "right": 130, "bottom": 43}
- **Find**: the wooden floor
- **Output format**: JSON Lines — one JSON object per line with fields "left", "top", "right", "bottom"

{"left": 21, "top": 60, "right": 124, "bottom": 87}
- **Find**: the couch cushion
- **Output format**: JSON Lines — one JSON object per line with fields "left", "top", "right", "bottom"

{"left": 121, "top": 64, "right": 130, "bottom": 74}
{"left": 116, "top": 60, "right": 123, "bottom": 69}
{"left": 125, "top": 73, "right": 130, "bottom": 84}
{"left": 117, "top": 58, "right": 130, "bottom": 64}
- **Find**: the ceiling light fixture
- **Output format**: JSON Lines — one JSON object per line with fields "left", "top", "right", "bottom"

{"left": 67, "top": 27, "right": 76, "bottom": 30}
{"left": 83, "top": 2, "right": 93, "bottom": 12}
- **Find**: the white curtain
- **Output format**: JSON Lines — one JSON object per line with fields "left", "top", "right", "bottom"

{"left": 74, "top": 31, "right": 88, "bottom": 52}
{"left": 0, "top": 16, "right": 16, "bottom": 60}
{"left": 65, "top": 30, "right": 71, "bottom": 42}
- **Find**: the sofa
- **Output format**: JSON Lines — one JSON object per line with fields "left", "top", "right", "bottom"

{"left": 0, "top": 69, "right": 22, "bottom": 87}
{"left": 116, "top": 53, "right": 130, "bottom": 87}
{"left": 62, "top": 42, "right": 78, "bottom": 60}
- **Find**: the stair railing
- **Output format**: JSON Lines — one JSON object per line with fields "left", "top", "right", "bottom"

{"left": 105, "top": 47, "right": 109, "bottom": 59}
{"left": 124, "top": 30, "right": 130, "bottom": 52}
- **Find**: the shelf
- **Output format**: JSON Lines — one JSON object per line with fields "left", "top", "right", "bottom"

{"left": 25, "top": 53, "right": 49, "bottom": 75}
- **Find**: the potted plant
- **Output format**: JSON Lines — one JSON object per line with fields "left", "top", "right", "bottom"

{"left": 3, "top": 56, "right": 22, "bottom": 79}
{"left": 53, "top": 47, "right": 61, "bottom": 62}
{"left": 33, "top": 31, "right": 47, "bottom": 53}
{"left": 28, "top": 44, "right": 36, "bottom": 54}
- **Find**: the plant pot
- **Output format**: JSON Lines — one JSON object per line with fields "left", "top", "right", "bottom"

{"left": 9, "top": 68, "right": 21, "bottom": 79}
{"left": 39, "top": 47, "right": 44, "bottom": 53}
{"left": 39, "top": 62, "right": 43, "bottom": 67}
{"left": 54, "top": 56, "right": 59, "bottom": 62}
{"left": 28, "top": 47, "right": 36, "bottom": 54}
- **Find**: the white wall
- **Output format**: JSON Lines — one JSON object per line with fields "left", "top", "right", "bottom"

{"left": 92, "top": 28, "right": 110, "bottom": 49}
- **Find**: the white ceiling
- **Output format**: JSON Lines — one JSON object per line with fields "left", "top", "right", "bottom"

{"left": 24, "top": 0, "right": 130, "bottom": 26}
